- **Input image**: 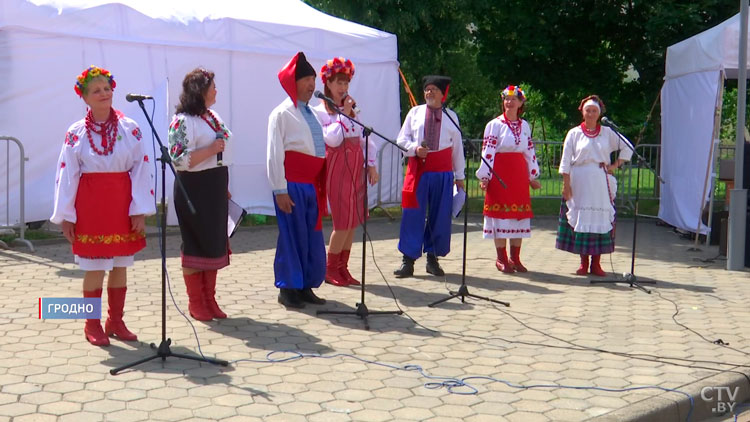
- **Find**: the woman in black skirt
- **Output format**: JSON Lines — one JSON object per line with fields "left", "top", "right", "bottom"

{"left": 168, "top": 68, "right": 231, "bottom": 320}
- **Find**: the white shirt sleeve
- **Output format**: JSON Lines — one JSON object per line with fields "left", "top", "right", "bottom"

{"left": 168, "top": 114, "right": 194, "bottom": 171}
{"left": 267, "top": 109, "right": 288, "bottom": 194}
{"left": 50, "top": 132, "right": 81, "bottom": 225}
{"left": 606, "top": 127, "right": 634, "bottom": 162}
{"left": 475, "top": 121, "right": 496, "bottom": 182}
{"left": 397, "top": 107, "right": 419, "bottom": 157}
{"left": 126, "top": 123, "right": 156, "bottom": 216}
{"left": 559, "top": 128, "right": 576, "bottom": 175}
{"left": 523, "top": 121, "right": 540, "bottom": 180}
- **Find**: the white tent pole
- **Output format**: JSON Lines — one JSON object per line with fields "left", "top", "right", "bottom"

{"left": 693, "top": 79, "right": 722, "bottom": 249}
{"left": 728, "top": 0, "right": 748, "bottom": 270}
{"left": 705, "top": 73, "right": 726, "bottom": 247}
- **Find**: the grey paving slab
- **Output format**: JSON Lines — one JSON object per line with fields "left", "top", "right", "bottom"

{"left": 0, "top": 216, "right": 749, "bottom": 421}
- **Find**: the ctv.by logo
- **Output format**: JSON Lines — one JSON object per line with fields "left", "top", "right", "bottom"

{"left": 701, "top": 386, "right": 740, "bottom": 414}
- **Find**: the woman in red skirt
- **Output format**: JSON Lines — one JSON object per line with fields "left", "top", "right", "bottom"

{"left": 51, "top": 66, "right": 156, "bottom": 346}
{"left": 313, "top": 57, "right": 378, "bottom": 286}
{"left": 476, "top": 86, "right": 541, "bottom": 273}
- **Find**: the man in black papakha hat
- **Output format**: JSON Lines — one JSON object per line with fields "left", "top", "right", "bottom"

{"left": 267, "top": 52, "right": 328, "bottom": 308}
{"left": 394, "top": 75, "right": 466, "bottom": 277}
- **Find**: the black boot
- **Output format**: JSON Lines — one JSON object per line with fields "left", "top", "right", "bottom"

{"left": 425, "top": 253, "right": 445, "bottom": 276}
{"left": 278, "top": 288, "right": 305, "bottom": 309}
{"left": 299, "top": 288, "right": 326, "bottom": 305}
{"left": 393, "top": 255, "right": 415, "bottom": 278}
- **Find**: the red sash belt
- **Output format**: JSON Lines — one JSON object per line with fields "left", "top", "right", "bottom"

{"left": 73, "top": 172, "right": 146, "bottom": 257}
{"left": 402, "top": 147, "right": 453, "bottom": 209}
{"left": 284, "top": 151, "right": 327, "bottom": 230}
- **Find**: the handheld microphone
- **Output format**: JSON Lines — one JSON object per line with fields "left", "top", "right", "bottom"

{"left": 215, "top": 131, "right": 224, "bottom": 166}
{"left": 344, "top": 93, "right": 361, "bottom": 114}
{"left": 125, "top": 93, "right": 153, "bottom": 102}
{"left": 420, "top": 140, "right": 429, "bottom": 164}
{"left": 601, "top": 116, "right": 620, "bottom": 131}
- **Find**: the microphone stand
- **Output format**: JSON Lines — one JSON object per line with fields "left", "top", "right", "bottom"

{"left": 315, "top": 95, "right": 406, "bottom": 330}
{"left": 111, "top": 99, "right": 228, "bottom": 375}
{"left": 429, "top": 106, "right": 509, "bottom": 308}
{"left": 589, "top": 123, "right": 663, "bottom": 294}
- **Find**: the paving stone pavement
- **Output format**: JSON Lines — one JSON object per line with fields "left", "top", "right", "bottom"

{"left": 1, "top": 215, "right": 749, "bottom": 422}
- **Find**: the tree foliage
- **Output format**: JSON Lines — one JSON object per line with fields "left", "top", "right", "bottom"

{"left": 304, "top": 0, "right": 737, "bottom": 141}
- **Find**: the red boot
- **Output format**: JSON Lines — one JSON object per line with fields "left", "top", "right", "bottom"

{"left": 590, "top": 255, "right": 606, "bottom": 277}
{"left": 325, "top": 252, "right": 349, "bottom": 286}
{"left": 509, "top": 245, "right": 527, "bottom": 273}
{"left": 104, "top": 287, "right": 137, "bottom": 341}
{"left": 83, "top": 289, "right": 109, "bottom": 346}
{"left": 202, "top": 270, "right": 227, "bottom": 319}
{"left": 576, "top": 255, "right": 589, "bottom": 275}
{"left": 184, "top": 272, "right": 213, "bottom": 321}
{"left": 339, "top": 249, "right": 360, "bottom": 285}
{"left": 495, "top": 247, "right": 515, "bottom": 273}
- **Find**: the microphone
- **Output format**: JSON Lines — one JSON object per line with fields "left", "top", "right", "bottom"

{"left": 343, "top": 93, "right": 361, "bottom": 114}
{"left": 215, "top": 131, "right": 224, "bottom": 166}
{"left": 314, "top": 90, "right": 336, "bottom": 107}
{"left": 420, "top": 140, "right": 429, "bottom": 164}
{"left": 125, "top": 93, "right": 153, "bottom": 102}
{"left": 601, "top": 116, "right": 620, "bottom": 131}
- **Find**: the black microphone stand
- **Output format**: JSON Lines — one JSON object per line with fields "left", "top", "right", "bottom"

{"left": 589, "top": 122, "right": 663, "bottom": 294}
{"left": 429, "top": 106, "right": 510, "bottom": 308}
{"left": 111, "top": 99, "right": 228, "bottom": 375}
{"left": 314, "top": 94, "right": 405, "bottom": 330}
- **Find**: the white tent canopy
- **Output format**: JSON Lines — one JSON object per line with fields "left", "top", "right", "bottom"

{"left": 660, "top": 12, "right": 750, "bottom": 234}
{"left": 0, "top": 0, "right": 402, "bottom": 224}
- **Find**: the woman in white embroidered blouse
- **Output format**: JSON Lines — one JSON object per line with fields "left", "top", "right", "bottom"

{"left": 51, "top": 65, "right": 155, "bottom": 346}
{"left": 556, "top": 95, "right": 633, "bottom": 276}
{"left": 168, "top": 68, "right": 232, "bottom": 321}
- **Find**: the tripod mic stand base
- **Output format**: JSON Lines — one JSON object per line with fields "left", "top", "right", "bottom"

{"left": 428, "top": 284, "right": 510, "bottom": 308}
{"left": 110, "top": 338, "right": 229, "bottom": 375}
{"left": 590, "top": 273, "right": 656, "bottom": 294}
{"left": 317, "top": 303, "right": 403, "bottom": 331}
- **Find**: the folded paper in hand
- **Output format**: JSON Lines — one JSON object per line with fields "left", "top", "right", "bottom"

{"left": 228, "top": 199, "right": 247, "bottom": 238}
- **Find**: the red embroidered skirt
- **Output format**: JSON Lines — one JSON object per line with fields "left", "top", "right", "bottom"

{"left": 73, "top": 172, "right": 146, "bottom": 258}
{"left": 326, "top": 138, "right": 366, "bottom": 230}
{"left": 483, "top": 152, "right": 533, "bottom": 220}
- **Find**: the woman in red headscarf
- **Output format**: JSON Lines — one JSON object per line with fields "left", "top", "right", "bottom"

{"left": 51, "top": 65, "right": 155, "bottom": 346}
{"left": 312, "top": 57, "right": 378, "bottom": 286}
{"left": 476, "top": 85, "right": 541, "bottom": 273}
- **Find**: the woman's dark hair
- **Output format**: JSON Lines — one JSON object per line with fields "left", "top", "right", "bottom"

{"left": 175, "top": 68, "right": 214, "bottom": 116}
{"left": 578, "top": 94, "right": 606, "bottom": 115}
{"left": 323, "top": 73, "right": 354, "bottom": 117}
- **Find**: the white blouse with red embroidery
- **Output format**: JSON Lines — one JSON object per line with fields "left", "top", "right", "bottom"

{"left": 51, "top": 114, "right": 156, "bottom": 225}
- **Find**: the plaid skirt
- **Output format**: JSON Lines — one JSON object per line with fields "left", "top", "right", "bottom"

{"left": 555, "top": 198, "right": 615, "bottom": 255}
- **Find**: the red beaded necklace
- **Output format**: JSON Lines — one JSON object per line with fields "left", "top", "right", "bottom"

{"left": 503, "top": 112, "right": 522, "bottom": 145}
{"left": 85, "top": 108, "right": 119, "bottom": 156}
{"left": 580, "top": 122, "right": 601, "bottom": 138}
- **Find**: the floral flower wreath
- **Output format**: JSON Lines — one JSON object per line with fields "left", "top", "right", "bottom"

{"left": 502, "top": 85, "right": 526, "bottom": 101}
{"left": 74, "top": 65, "right": 116, "bottom": 97}
{"left": 320, "top": 57, "right": 355, "bottom": 84}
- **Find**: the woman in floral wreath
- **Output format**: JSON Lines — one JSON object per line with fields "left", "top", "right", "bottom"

{"left": 312, "top": 57, "right": 378, "bottom": 286}
{"left": 51, "top": 65, "right": 156, "bottom": 346}
{"left": 476, "top": 85, "right": 541, "bottom": 273}
{"left": 556, "top": 95, "right": 632, "bottom": 276}
{"left": 168, "top": 68, "right": 232, "bottom": 320}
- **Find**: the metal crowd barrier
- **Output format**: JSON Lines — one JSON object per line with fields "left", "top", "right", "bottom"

{"left": 1, "top": 136, "right": 34, "bottom": 251}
